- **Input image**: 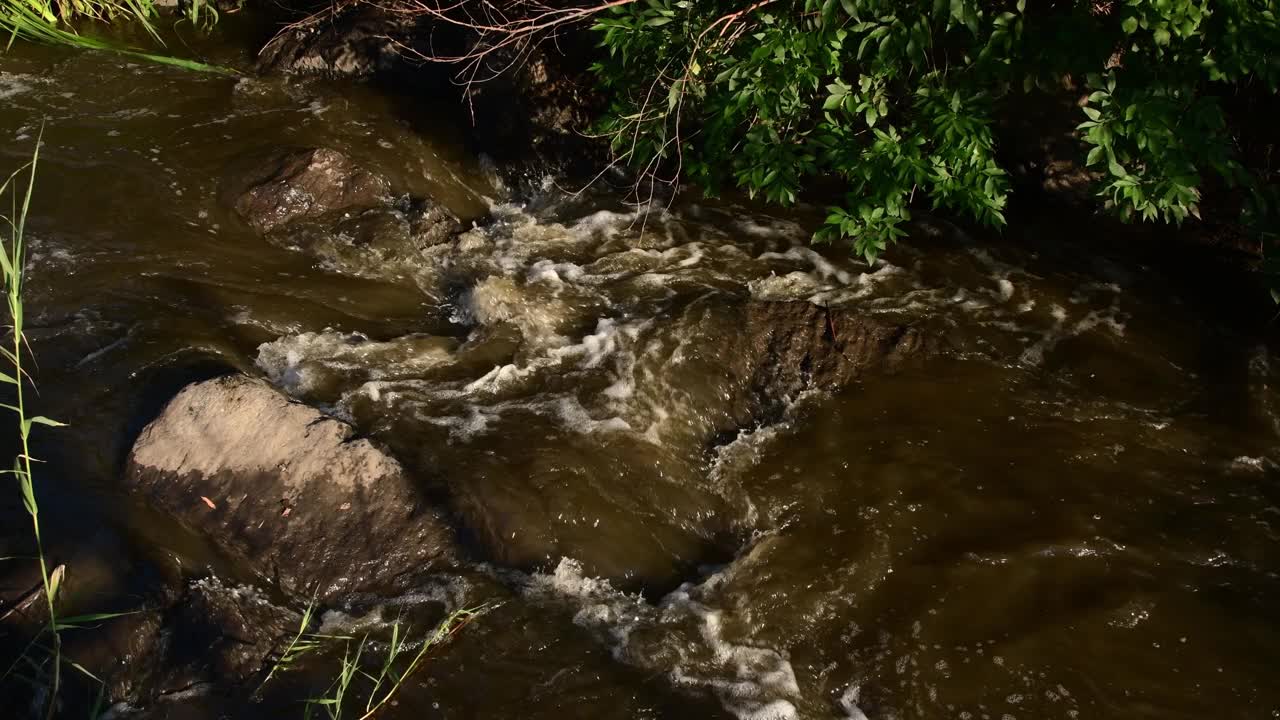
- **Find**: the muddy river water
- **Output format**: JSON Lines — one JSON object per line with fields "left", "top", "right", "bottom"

{"left": 1, "top": 25, "right": 1279, "bottom": 720}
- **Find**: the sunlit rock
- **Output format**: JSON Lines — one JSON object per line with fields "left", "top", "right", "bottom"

{"left": 124, "top": 375, "right": 457, "bottom": 601}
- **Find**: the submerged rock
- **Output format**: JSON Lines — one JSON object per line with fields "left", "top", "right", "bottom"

{"left": 228, "top": 147, "right": 392, "bottom": 234}
{"left": 269, "top": 197, "right": 462, "bottom": 280}
{"left": 402, "top": 299, "right": 934, "bottom": 593}
{"left": 124, "top": 375, "right": 457, "bottom": 601}
{"left": 223, "top": 147, "right": 465, "bottom": 287}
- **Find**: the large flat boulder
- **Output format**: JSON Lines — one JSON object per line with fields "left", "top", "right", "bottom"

{"left": 125, "top": 375, "right": 456, "bottom": 601}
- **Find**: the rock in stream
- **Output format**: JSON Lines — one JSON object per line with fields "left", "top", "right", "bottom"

{"left": 223, "top": 147, "right": 464, "bottom": 285}
{"left": 124, "top": 375, "right": 458, "bottom": 602}
{"left": 227, "top": 147, "right": 392, "bottom": 234}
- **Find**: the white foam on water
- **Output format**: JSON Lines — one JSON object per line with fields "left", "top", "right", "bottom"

{"left": 464, "top": 276, "right": 574, "bottom": 348}
{"left": 1231, "top": 455, "right": 1274, "bottom": 471}
{"left": 257, "top": 332, "right": 358, "bottom": 394}
{"left": 465, "top": 363, "right": 535, "bottom": 394}
{"left": 25, "top": 235, "right": 75, "bottom": 273}
{"left": 523, "top": 558, "right": 804, "bottom": 720}
{"left": 317, "top": 577, "right": 472, "bottom": 637}
{"left": 838, "top": 684, "right": 871, "bottom": 720}
{"left": 668, "top": 602, "right": 801, "bottom": 720}
{"left": 555, "top": 396, "right": 633, "bottom": 434}
{"left": 748, "top": 253, "right": 904, "bottom": 309}
{"left": 421, "top": 403, "right": 494, "bottom": 441}
{"left": 526, "top": 259, "right": 585, "bottom": 286}
{"left": 1017, "top": 287, "right": 1127, "bottom": 366}
{"left": 749, "top": 271, "right": 826, "bottom": 301}
{"left": 968, "top": 248, "right": 1032, "bottom": 304}
{"left": 0, "top": 72, "right": 38, "bottom": 101}
{"left": 463, "top": 318, "right": 645, "bottom": 400}
{"left": 256, "top": 331, "right": 455, "bottom": 395}
{"left": 552, "top": 318, "right": 644, "bottom": 367}
{"left": 996, "top": 278, "right": 1015, "bottom": 302}
{"left": 572, "top": 207, "right": 647, "bottom": 239}
{"left": 758, "top": 246, "right": 855, "bottom": 285}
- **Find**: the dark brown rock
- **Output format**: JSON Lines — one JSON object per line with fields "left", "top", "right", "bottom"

{"left": 738, "top": 301, "right": 932, "bottom": 414}
{"left": 173, "top": 578, "right": 301, "bottom": 682}
{"left": 699, "top": 300, "right": 936, "bottom": 436}
{"left": 124, "top": 375, "right": 457, "bottom": 601}
{"left": 66, "top": 577, "right": 301, "bottom": 708}
{"left": 253, "top": 7, "right": 607, "bottom": 190}
{"left": 230, "top": 148, "right": 391, "bottom": 234}
{"left": 256, "top": 6, "right": 420, "bottom": 78}
{"left": 223, "top": 148, "right": 466, "bottom": 284}
{"left": 462, "top": 43, "right": 608, "bottom": 181}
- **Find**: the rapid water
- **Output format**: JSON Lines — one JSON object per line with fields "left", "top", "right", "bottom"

{"left": 2, "top": 28, "right": 1279, "bottom": 720}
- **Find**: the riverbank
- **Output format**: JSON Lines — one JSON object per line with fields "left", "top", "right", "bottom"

{"left": 1, "top": 12, "right": 1279, "bottom": 720}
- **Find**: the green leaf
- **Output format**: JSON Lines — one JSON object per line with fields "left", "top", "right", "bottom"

{"left": 1122, "top": 16, "right": 1139, "bottom": 34}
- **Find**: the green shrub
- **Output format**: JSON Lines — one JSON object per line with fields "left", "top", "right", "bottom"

{"left": 589, "top": 0, "right": 1280, "bottom": 262}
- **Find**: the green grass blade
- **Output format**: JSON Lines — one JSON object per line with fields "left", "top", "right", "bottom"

{"left": 0, "top": 1, "right": 234, "bottom": 74}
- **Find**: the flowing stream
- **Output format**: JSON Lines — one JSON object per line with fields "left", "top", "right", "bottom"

{"left": 2, "top": 26, "right": 1279, "bottom": 720}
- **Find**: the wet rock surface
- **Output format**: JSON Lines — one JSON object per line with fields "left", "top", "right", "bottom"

{"left": 725, "top": 300, "right": 935, "bottom": 430}
{"left": 63, "top": 576, "right": 301, "bottom": 712}
{"left": 124, "top": 374, "right": 458, "bottom": 601}
{"left": 172, "top": 578, "right": 301, "bottom": 683}
{"left": 256, "top": 6, "right": 423, "bottom": 79}
{"left": 228, "top": 147, "right": 392, "bottom": 234}
{"left": 224, "top": 147, "right": 465, "bottom": 284}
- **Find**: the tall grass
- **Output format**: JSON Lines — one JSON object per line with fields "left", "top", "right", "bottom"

{"left": 304, "top": 606, "right": 487, "bottom": 720}
{"left": 258, "top": 602, "right": 488, "bottom": 720}
{"left": 0, "top": 0, "right": 231, "bottom": 73}
{"left": 1, "top": 138, "right": 483, "bottom": 717}
{"left": 0, "top": 130, "right": 129, "bottom": 720}
{"left": 0, "top": 130, "right": 67, "bottom": 719}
